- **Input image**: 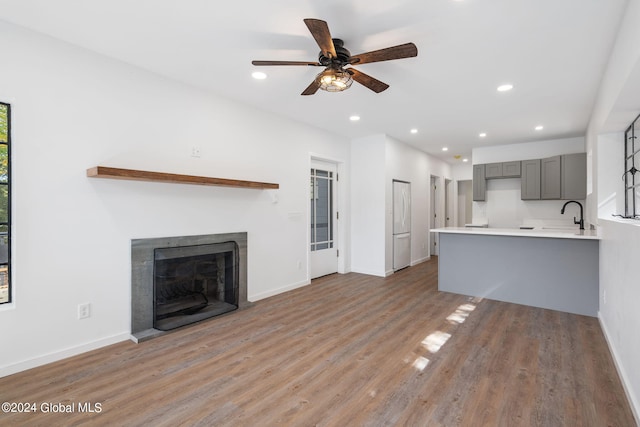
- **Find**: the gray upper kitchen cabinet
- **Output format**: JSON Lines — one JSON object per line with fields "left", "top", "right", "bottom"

{"left": 473, "top": 164, "right": 486, "bottom": 201}
{"left": 502, "top": 161, "right": 521, "bottom": 177}
{"left": 484, "top": 163, "right": 503, "bottom": 179}
{"left": 521, "top": 159, "right": 541, "bottom": 200}
{"left": 541, "top": 155, "right": 561, "bottom": 199}
{"left": 478, "top": 153, "right": 584, "bottom": 202}
{"left": 485, "top": 161, "right": 521, "bottom": 179}
{"left": 561, "top": 153, "right": 587, "bottom": 199}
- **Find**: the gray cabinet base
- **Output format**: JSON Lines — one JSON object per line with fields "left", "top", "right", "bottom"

{"left": 438, "top": 233, "right": 598, "bottom": 316}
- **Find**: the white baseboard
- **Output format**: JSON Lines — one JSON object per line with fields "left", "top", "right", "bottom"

{"left": 249, "top": 279, "right": 310, "bottom": 302}
{"left": 598, "top": 312, "right": 640, "bottom": 425}
{"left": 251, "top": 258, "right": 430, "bottom": 301}
{"left": 350, "top": 268, "right": 386, "bottom": 277}
{"left": 386, "top": 257, "right": 430, "bottom": 276}
{"left": 0, "top": 332, "right": 130, "bottom": 379}
{"left": 411, "top": 256, "right": 430, "bottom": 266}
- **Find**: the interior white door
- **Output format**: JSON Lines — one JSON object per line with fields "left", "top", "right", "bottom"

{"left": 445, "top": 179, "right": 453, "bottom": 227}
{"left": 310, "top": 161, "right": 338, "bottom": 279}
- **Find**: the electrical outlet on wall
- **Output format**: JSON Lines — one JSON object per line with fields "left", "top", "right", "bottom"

{"left": 78, "top": 303, "right": 91, "bottom": 320}
{"left": 190, "top": 146, "right": 201, "bottom": 158}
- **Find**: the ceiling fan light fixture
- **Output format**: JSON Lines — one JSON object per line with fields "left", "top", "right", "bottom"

{"left": 316, "top": 68, "right": 353, "bottom": 92}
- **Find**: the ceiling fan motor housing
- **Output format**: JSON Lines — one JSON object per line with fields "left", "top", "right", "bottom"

{"left": 319, "top": 38, "right": 351, "bottom": 67}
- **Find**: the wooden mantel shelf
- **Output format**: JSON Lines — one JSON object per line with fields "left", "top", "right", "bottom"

{"left": 87, "top": 166, "right": 279, "bottom": 189}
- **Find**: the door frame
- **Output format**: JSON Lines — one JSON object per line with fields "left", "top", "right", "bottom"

{"left": 308, "top": 155, "right": 345, "bottom": 280}
{"left": 429, "top": 176, "right": 439, "bottom": 256}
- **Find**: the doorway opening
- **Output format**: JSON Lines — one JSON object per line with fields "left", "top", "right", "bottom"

{"left": 310, "top": 160, "right": 338, "bottom": 279}
{"left": 457, "top": 180, "right": 472, "bottom": 226}
{"left": 445, "top": 178, "right": 453, "bottom": 227}
{"left": 429, "top": 176, "right": 439, "bottom": 256}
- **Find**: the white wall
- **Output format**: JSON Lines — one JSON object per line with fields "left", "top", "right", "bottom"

{"left": 598, "top": 219, "right": 640, "bottom": 424}
{"left": 452, "top": 163, "right": 473, "bottom": 181}
{"left": 350, "top": 135, "right": 386, "bottom": 276}
{"left": 472, "top": 137, "right": 585, "bottom": 164}
{"left": 0, "top": 21, "right": 350, "bottom": 376}
{"left": 478, "top": 179, "right": 586, "bottom": 229}
{"left": 388, "top": 138, "right": 452, "bottom": 269}
{"left": 350, "top": 135, "right": 451, "bottom": 276}
{"left": 588, "top": 0, "right": 640, "bottom": 421}
{"left": 386, "top": 137, "right": 432, "bottom": 273}
{"left": 472, "top": 137, "right": 586, "bottom": 228}
{"left": 597, "top": 132, "right": 625, "bottom": 218}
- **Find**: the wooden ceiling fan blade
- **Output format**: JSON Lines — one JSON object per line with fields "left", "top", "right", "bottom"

{"left": 252, "top": 60, "right": 321, "bottom": 66}
{"left": 301, "top": 79, "right": 320, "bottom": 96}
{"left": 303, "top": 18, "right": 337, "bottom": 59}
{"left": 348, "top": 68, "right": 389, "bottom": 93}
{"left": 349, "top": 43, "right": 418, "bottom": 65}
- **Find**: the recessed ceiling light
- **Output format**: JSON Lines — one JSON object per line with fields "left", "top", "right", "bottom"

{"left": 535, "top": 125, "right": 544, "bottom": 131}
{"left": 252, "top": 71, "right": 267, "bottom": 80}
{"left": 442, "top": 147, "right": 448, "bottom": 152}
{"left": 479, "top": 133, "right": 487, "bottom": 138}
{"left": 410, "top": 128, "right": 418, "bottom": 134}
{"left": 350, "top": 115, "right": 360, "bottom": 121}
{"left": 463, "top": 158, "right": 469, "bottom": 162}
{"left": 497, "top": 84, "right": 513, "bottom": 92}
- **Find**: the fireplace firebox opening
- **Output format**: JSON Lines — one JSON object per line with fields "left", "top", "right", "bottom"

{"left": 153, "top": 242, "right": 239, "bottom": 331}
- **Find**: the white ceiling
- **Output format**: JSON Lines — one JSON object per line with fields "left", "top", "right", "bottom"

{"left": 0, "top": 0, "right": 629, "bottom": 163}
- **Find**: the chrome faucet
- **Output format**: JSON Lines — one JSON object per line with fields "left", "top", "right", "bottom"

{"left": 561, "top": 200, "right": 584, "bottom": 230}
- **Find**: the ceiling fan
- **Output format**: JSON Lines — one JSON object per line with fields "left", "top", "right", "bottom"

{"left": 251, "top": 18, "right": 418, "bottom": 95}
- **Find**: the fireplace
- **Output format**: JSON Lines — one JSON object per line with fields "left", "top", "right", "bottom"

{"left": 153, "top": 242, "right": 238, "bottom": 331}
{"left": 131, "top": 232, "right": 249, "bottom": 342}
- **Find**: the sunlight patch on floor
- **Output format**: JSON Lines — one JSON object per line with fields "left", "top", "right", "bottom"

{"left": 408, "top": 297, "right": 482, "bottom": 373}
{"left": 421, "top": 331, "right": 451, "bottom": 353}
{"left": 446, "top": 303, "right": 476, "bottom": 324}
{"left": 412, "top": 356, "right": 430, "bottom": 371}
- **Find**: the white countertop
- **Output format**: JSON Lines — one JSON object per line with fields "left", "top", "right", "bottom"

{"left": 432, "top": 226, "right": 600, "bottom": 240}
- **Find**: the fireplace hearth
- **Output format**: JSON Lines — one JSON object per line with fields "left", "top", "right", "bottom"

{"left": 131, "top": 232, "right": 249, "bottom": 342}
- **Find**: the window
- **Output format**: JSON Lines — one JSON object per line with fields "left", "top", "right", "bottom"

{"left": 310, "top": 167, "right": 334, "bottom": 252}
{"left": 623, "top": 113, "right": 640, "bottom": 219}
{"left": 0, "top": 102, "right": 10, "bottom": 304}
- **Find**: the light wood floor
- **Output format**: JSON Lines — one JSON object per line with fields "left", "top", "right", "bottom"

{"left": 0, "top": 259, "right": 635, "bottom": 426}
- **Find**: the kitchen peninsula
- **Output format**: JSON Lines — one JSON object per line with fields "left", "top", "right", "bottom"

{"left": 433, "top": 227, "right": 600, "bottom": 316}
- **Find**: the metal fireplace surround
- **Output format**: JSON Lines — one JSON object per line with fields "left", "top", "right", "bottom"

{"left": 130, "top": 232, "right": 249, "bottom": 343}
